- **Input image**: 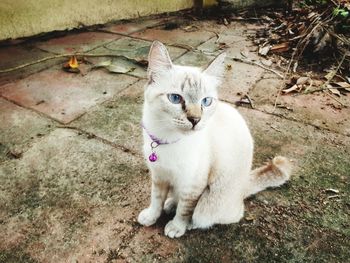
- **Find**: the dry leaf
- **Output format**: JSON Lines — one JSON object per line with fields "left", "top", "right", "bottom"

{"left": 292, "top": 61, "right": 298, "bottom": 72}
{"left": 314, "top": 32, "right": 331, "bottom": 53}
{"left": 296, "top": 76, "right": 310, "bottom": 85}
{"left": 258, "top": 45, "right": 271, "bottom": 56}
{"left": 328, "top": 84, "right": 341, "bottom": 96}
{"left": 93, "top": 58, "right": 136, "bottom": 74}
{"left": 136, "top": 59, "right": 148, "bottom": 66}
{"left": 333, "top": 82, "right": 350, "bottom": 92}
{"left": 245, "top": 215, "right": 255, "bottom": 221}
{"left": 325, "top": 188, "right": 340, "bottom": 194}
{"left": 182, "top": 25, "right": 198, "bottom": 32}
{"left": 324, "top": 71, "right": 334, "bottom": 81}
{"left": 223, "top": 18, "right": 229, "bottom": 26}
{"left": 107, "top": 64, "right": 135, "bottom": 74}
{"left": 261, "top": 59, "right": 273, "bottom": 67}
{"left": 313, "top": 80, "right": 324, "bottom": 87}
{"left": 271, "top": 42, "right": 289, "bottom": 53}
{"left": 283, "top": 84, "right": 299, "bottom": 94}
{"left": 93, "top": 60, "right": 112, "bottom": 68}
{"left": 240, "top": 50, "right": 249, "bottom": 58}
{"left": 218, "top": 42, "right": 228, "bottom": 49}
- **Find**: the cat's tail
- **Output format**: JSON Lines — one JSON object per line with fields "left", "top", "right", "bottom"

{"left": 245, "top": 156, "right": 292, "bottom": 198}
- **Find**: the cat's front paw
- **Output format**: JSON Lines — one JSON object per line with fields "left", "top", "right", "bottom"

{"left": 164, "top": 220, "right": 186, "bottom": 238}
{"left": 138, "top": 208, "right": 159, "bottom": 226}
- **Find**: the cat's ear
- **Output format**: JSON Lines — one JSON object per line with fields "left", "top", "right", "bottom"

{"left": 203, "top": 53, "right": 226, "bottom": 79}
{"left": 147, "top": 41, "right": 173, "bottom": 80}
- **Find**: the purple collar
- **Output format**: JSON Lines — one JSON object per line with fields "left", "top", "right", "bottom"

{"left": 141, "top": 123, "right": 180, "bottom": 162}
{"left": 141, "top": 123, "right": 174, "bottom": 145}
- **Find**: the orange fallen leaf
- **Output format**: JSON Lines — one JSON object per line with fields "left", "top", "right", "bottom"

{"left": 68, "top": 56, "right": 79, "bottom": 68}
{"left": 271, "top": 42, "right": 289, "bottom": 53}
{"left": 63, "top": 56, "right": 80, "bottom": 73}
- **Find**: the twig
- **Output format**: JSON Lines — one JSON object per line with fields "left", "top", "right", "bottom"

{"left": 168, "top": 43, "right": 194, "bottom": 51}
{"left": 327, "top": 194, "right": 340, "bottom": 199}
{"left": 205, "top": 30, "right": 221, "bottom": 43}
{"left": 245, "top": 94, "right": 255, "bottom": 109}
{"left": 270, "top": 125, "right": 282, "bottom": 132}
{"left": 304, "top": 85, "right": 345, "bottom": 94}
{"left": 0, "top": 53, "right": 136, "bottom": 74}
{"left": 231, "top": 57, "right": 284, "bottom": 78}
{"left": 271, "top": 32, "right": 308, "bottom": 110}
{"left": 330, "top": 0, "right": 340, "bottom": 7}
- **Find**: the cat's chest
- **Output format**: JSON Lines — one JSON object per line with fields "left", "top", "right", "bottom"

{"left": 143, "top": 131, "right": 209, "bottom": 174}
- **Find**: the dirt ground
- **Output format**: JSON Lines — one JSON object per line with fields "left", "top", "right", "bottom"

{"left": 0, "top": 13, "right": 349, "bottom": 263}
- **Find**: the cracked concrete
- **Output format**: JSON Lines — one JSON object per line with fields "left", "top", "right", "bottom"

{"left": 0, "top": 14, "right": 349, "bottom": 263}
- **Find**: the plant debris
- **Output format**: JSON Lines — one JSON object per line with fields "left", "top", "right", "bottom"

{"left": 92, "top": 58, "right": 136, "bottom": 74}
{"left": 63, "top": 56, "right": 80, "bottom": 73}
{"left": 251, "top": 1, "right": 350, "bottom": 99}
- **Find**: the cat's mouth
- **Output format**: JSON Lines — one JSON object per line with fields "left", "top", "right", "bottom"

{"left": 181, "top": 124, "right": 203, "bottom": 133}
{"left": 173, "top": 119, "right": 203, "bottom": 132}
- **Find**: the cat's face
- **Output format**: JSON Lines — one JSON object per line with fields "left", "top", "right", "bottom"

{"left": 144, "top": 41, "right": 225, "bottom": 134}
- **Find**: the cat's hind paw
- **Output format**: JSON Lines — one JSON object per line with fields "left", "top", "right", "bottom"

{"left": 138, "top": 208, "right": 159, "bottom": 226}
{"left": 163, "top": 197, "right": 177, "bottom": 214}
{"left": 164, "top": 220, "right": 186, "bottom": 238}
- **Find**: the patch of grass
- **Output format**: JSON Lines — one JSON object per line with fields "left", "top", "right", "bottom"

{"left": 182, "top": 135, "right": 350, "bottom": 263}
{"left": 252, "top": 129, "right": 290, "bottom": 165}
{"left": 0, "top": 248, "right": 38, "bottom": 263}
{"left": 0, "top": 143, "right": 10, "bottom": 163}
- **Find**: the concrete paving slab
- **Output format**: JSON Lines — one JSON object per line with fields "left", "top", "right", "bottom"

{"left": 197, "top": 34, "right": 247, "bottom": 57}
{"left": 0, "top": 67, "right": 138, "bottom": 124}
{"left": 35, "top": 32, "right": 123, "bottom": 54}
{"left": 0, "top": 128, "right": 147, "bottom": 263}
{"left": 89, "top": 37, "right": 187, "bottom": 78}
{"left": 71, "top": 79, "right": 145, "bottom": 154}
{"left": 220, "top": 61, "right": 265, "bottom": 103}
{"left": 131, "top": 27, "right": 215, "bottom": 48}
{"left": 101, "top": 16, "right": 170, "bottom": 35}
{"left": 174, "top": 51, "right": 215, "bottom": 68}
{"left": 0, "top": 98, "right": 54, "bottom": 163}
{"left": 0, "top": 45, "right": 64, "bottom": 86}
{"left": 102, "top": 36, "right": 187, "bottom": 62}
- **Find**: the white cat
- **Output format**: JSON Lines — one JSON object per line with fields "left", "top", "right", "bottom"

{"left": 138, "top": 41, "right": 292, "bottom": 238}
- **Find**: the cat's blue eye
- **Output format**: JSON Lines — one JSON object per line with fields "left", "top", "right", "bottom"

{"left": 167, "top": 94, "right": 182, "bottom": 104}
{"left": 201, "top": 97, "right": 213, "bottom": 107}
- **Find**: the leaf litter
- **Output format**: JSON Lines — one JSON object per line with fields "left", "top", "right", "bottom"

{"left": 250, "top": 2, "right": 350, "bottom": 100}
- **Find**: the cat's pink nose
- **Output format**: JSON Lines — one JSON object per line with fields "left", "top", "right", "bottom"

{"left": 187, "top": 117, "right": 200, "bottom": 127}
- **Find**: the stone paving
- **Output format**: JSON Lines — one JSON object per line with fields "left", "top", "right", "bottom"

{"left": 0, "top": 15, "right": 349, "bottom": 263}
